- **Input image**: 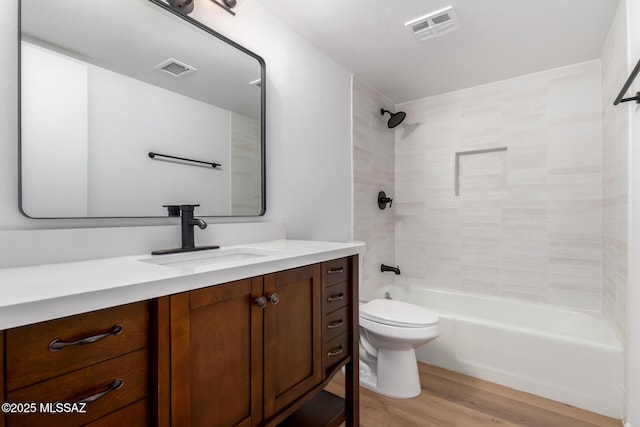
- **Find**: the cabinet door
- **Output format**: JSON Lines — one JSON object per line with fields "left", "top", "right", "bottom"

{"left": 1, "top": 331, "right": 5, "bottom": 427}
{"left": 263, "top": 264, "right": 322, "bottom": 419}
{"left": 82, "top": 399, "right": 149, "bottom": 427}
{"left": 170, "top": 277, "right": 264, "bottom": 427}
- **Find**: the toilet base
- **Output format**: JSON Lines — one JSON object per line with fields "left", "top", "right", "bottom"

{"left": 359, "top": 347, "right": 422, "bottom": 399}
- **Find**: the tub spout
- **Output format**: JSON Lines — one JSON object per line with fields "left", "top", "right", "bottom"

{"left": 381, "top": 264, "right": 401, "bottom": 275}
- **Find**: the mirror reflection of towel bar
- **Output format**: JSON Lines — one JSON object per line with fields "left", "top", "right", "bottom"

{"left": 148, "top": 152, "right": 221, "bottom": 168}
{"left": 613, "top": 58, "right": 640, "bottom": 106}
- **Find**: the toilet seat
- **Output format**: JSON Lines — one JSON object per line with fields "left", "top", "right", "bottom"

{"left": 360, "top": 299, "right": 438, "bottom": 328}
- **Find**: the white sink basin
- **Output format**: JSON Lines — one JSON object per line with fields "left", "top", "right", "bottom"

{"left": 139, "top": 247, "right": 282, "bottom": 269}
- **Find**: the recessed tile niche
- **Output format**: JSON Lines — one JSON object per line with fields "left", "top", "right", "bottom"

{"left": 456, "top": 147, "right": 508, "bottom": 197}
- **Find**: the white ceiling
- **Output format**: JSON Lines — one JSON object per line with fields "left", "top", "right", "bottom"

{"left": 258, "top": 0, "right": 620, "bottom": 104}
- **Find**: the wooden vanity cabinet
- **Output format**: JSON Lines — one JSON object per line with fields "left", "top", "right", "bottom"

{"left": 277, "top": 256, "right": 359, "bottom": 427}
{"left": 157, "top": 255, "right": 359, "bottom": 427}
{"left": 1, "top": 331, "right": 5, "bottom": 427}
{"left": 263, "top": 264, "right": 323, "bottom": 419}
{"left": 162, "top": 264, "right": 323, "bottom": 426}
{"left": 164, "top": 277, "right": 264, "bottom": 427}
{"left": 321, "top": 257, "right": 352, "bottom": 374}
{"left": 0, "top": 254, "right": 359, "bottom": 427}
{"left": 0, "top": 301, "right": 151, "bottom": 427}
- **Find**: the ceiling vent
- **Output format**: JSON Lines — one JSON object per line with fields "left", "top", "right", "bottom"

{"left": 405, "top": 6, "right": 460, "bottom": 41}
{"left": 155, "top": 58, "right": 197, "bottom": 77}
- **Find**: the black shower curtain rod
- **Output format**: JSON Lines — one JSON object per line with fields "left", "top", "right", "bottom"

{"left": 614, "top": 58, "right": 640, "bottom": 106}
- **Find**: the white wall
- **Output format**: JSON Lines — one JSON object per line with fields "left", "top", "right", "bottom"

{"left": 20, "top": 42, "right": 89, "bottom": 217}
{"left": 22, "top": 43, "right": 234, "bottom": 217}
{"left": 186, "top": 1, "right": 353, "bottom": 241}
{"left": 87, "top": 65, "right": 231, "bottom": 216}
{"left": 0, "top": 0, "right": 352, "bottom": 249}
{"left": 625, "top": 0, "right": 640, "bottom": 422}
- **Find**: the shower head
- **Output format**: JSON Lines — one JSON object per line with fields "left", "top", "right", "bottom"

{"left": 381, "top": 108, "right": 406, "bottom": 128}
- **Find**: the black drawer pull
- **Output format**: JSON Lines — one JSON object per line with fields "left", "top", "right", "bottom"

{"left": 327, "top": 267, "right": 344, "bottom": 275}
{"left": 77, "top": 379, "right": 124, "bottom": 405}
{"left": 327, "top": 319, "right": 344, "bottom": 329}
{"left": 327, "top": 293, "right": 345, "bottom": 302}
{"left": 49, "top": 324, "right": 123, "bottom": 352}
{"left": 327, "top": 346, "right": 344, "bottom": 358}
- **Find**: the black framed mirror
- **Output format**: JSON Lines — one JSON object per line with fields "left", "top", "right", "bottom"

{"left": 19, "top": 0, "right": 265, "bottom": 218}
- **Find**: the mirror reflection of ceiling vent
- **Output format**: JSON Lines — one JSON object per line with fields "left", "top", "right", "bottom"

{"left": 405, "top": 6, "right": 460, "bottom": 41}
{"left": 155, "top": 58, "right": 197, "bottom": 77}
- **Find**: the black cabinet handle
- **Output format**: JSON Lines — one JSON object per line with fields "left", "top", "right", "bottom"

{"left": 268, "top": 293, "right": 280, "bottom": 305}
{"left": 77, "top": 379, "right": 124, "bottom": 405}
{"left": 327, "top": 293, "right": 344, "bottom": 302}
{"left": 327, "top": 267, "right": 344, "bottom": 275}
{"left": 255, "top": 296, "right": 268, "bottom": 309}
{"left": 327, "top": 346, "right": 344, "bottom": 358}
{"left": 327, "top": 319, "right": 344, "bottom": 329}
{"left": 48, "top": 325, "right": 123, "bottom": 352}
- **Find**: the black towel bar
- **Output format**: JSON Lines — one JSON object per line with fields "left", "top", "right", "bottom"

{"left": 614, "top": 58, "right": 640, "bottom": 106}
{"left": 148, "top": 152, "right": 221, "bottom": 168}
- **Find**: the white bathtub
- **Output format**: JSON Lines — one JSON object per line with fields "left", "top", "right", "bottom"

{"left": 375, "top": 285, "right": 623, "bottom": 418}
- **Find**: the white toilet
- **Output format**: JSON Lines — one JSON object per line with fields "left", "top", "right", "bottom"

{"left": 358, "top": 298, "right": 440, "bottom": 398}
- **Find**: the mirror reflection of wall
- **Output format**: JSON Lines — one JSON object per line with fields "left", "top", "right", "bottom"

{"left": 19, "top": 0, "right": 265, "bottom": 218}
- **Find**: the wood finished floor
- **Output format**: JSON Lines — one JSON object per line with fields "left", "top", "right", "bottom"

{"left": 325, "top": 362, "right": 622, "bottom": 427}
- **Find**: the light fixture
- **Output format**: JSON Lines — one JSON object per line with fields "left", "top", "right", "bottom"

{"left": 167, "top": 0, "right": 194, "bottom": 15}
{"left": 166, "top": 0, "right": 241, "bottom": 16}
{"left": 210, "top": 0, "right": 240, "bottom": 16}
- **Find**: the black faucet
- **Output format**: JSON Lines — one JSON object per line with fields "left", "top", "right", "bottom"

{"left": 381, "top": 264, "right": 401, "bottom": 275}
{"left": 151, "top": 204, "right": 219, "bottom": 255}
{"left": 179, "top": 204, "right": 207, "bottom": 250}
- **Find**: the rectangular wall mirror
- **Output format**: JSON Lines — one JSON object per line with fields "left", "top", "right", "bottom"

{"left": 19, "top": 0, "right": 265, "bottom": 218}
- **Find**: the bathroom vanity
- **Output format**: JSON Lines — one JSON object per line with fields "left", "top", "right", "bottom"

{"left": 0, "top": 240, "right": 362, "bottom": 427}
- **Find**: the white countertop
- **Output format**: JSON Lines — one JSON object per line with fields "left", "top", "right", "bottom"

{"left": 0, "top": 239, "right": 364, "bottom": 330}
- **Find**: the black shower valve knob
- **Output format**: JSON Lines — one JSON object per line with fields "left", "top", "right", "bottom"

{"left": 378, "top": 191, "right": 393, "bottom": 210}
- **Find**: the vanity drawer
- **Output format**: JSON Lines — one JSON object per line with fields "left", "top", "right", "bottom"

{"left": 323, "top": 333, "right": 349, "bottom": 372}
{"left": 6, "top": 301, "right": 150, "bottom": 391}
{"left": 324, "top": 281, "right": 349, "bottom": 314}
{"left": 6, "top": 349, "right": 149, "bottom": 427}
{"left": 83, "top": 399, "right": 149, "bottom": 427}
{"left": 323, "top": 306, "right": 348, "bottom": 342}
{"left": 323, "top": 257, "right": 351, "bottom": 287}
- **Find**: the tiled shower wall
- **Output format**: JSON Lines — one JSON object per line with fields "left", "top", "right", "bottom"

{"left": 601, "top": 0, "right": 628, "bottom": 344}
{"left": 352, "top": 77, "right": 396, "bottom": 300}
{"left": 230, "top": 112, "right": 262, "bottom": 215}
{"left": 394, "top": 61, "right": 604, "bottom": 310}
{"left": 600, "top": 0, "right": 629, "bottom": 412}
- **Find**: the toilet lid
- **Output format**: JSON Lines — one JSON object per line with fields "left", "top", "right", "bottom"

{"left": 360, "top": 299, "right": 438, "bottom": 328}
